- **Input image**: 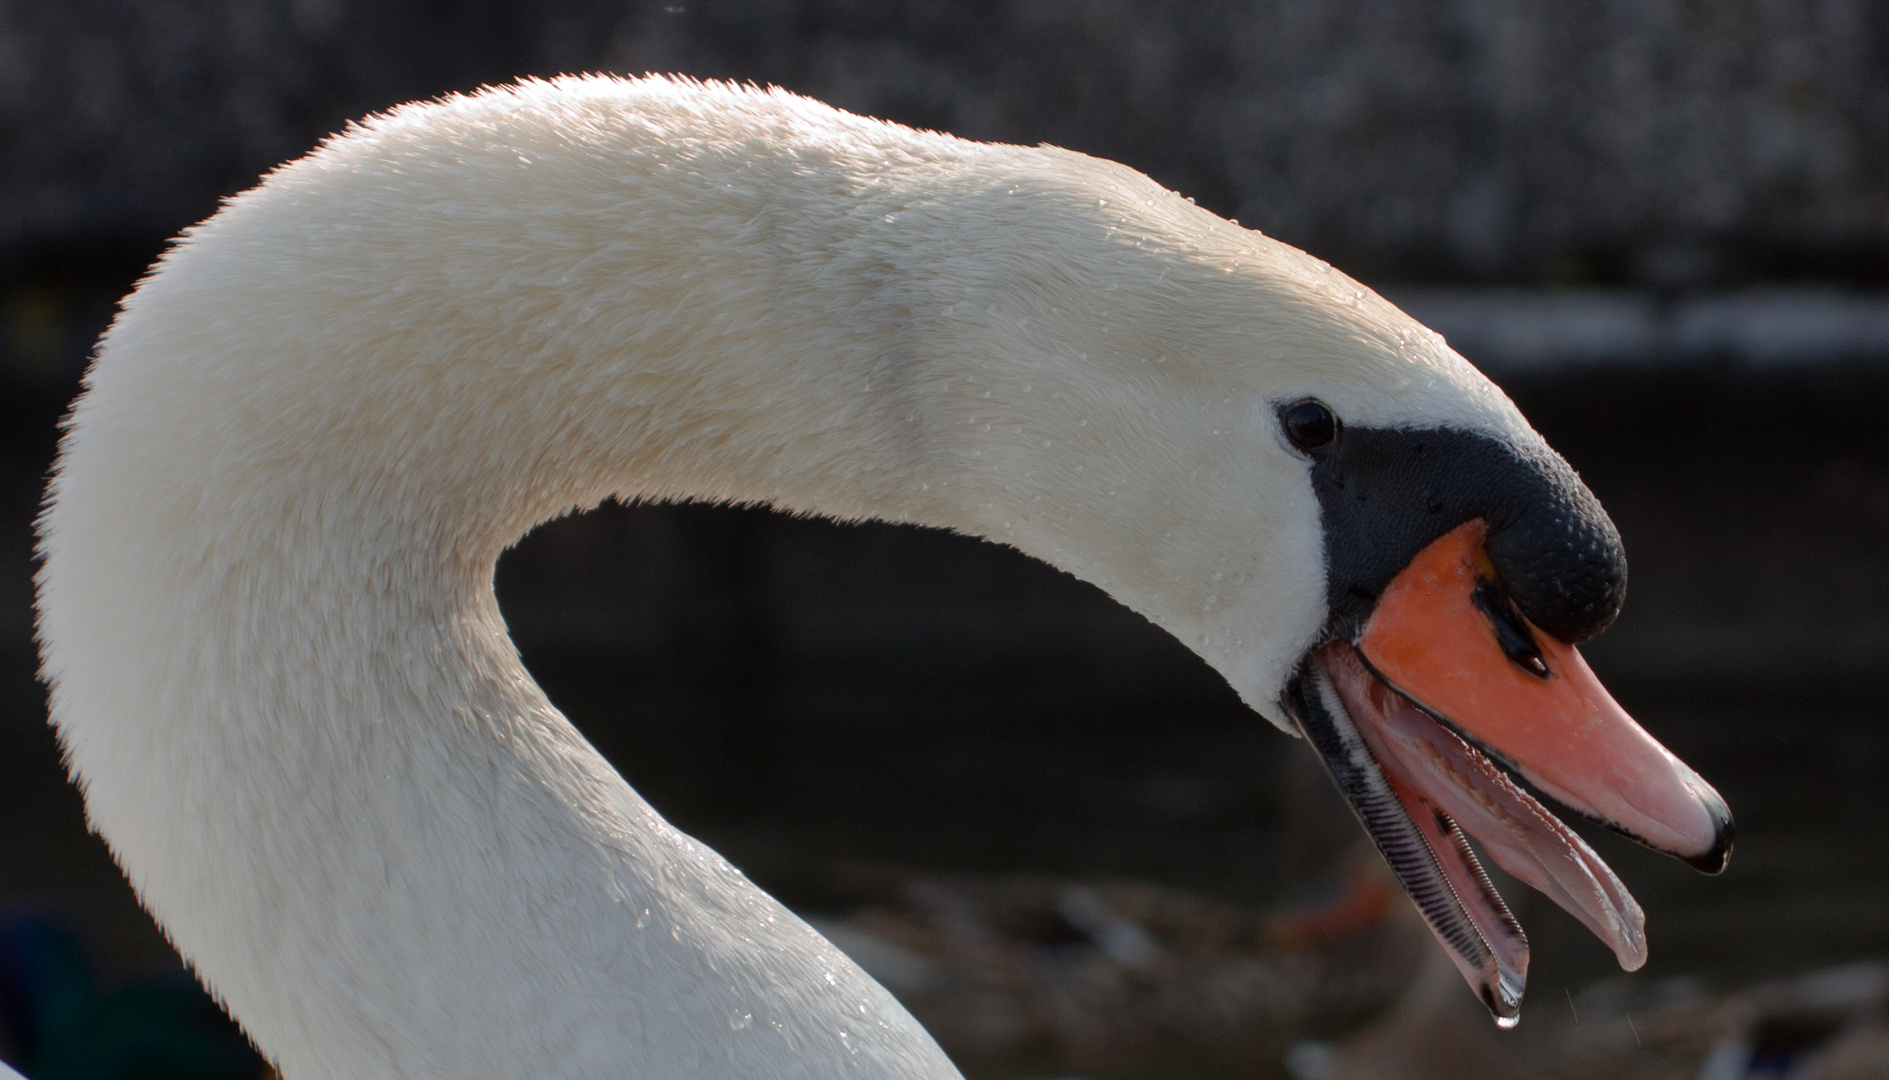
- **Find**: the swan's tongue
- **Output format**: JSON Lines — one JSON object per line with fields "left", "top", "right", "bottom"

{"left": 1289, "top": 521, "right": 1733, "bottom": 1022}
{"left": 1324, "top": 644, "right": 1646, "bottom": 971}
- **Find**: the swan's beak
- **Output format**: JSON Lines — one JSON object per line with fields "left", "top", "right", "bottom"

{"left": 1287, "top": 520, "right": 1732, "bottom": 1025}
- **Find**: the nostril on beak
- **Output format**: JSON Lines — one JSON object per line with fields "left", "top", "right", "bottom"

{"left": 1470, "top": 578, "right": 1551, "bottom": 679}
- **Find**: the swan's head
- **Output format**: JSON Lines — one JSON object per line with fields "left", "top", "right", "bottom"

{"left": 30, "top": 76, "right": 1728, "bottom": 1066}
{"left": 907, "top": 150, "right": 1732, "bottom": 1021}
{"left": 1259, "top": 396, "right": 1733, "bottom": 1024}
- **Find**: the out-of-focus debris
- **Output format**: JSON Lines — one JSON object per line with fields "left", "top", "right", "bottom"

{"left": 803, "top": 859, "right": 1426, "bottom": 1079}
{"left": 1696, "top": 963, "right": 1889, "bottom": 1080}
{"left": 1284, "top": 1038, "right": 1340, "bottom": 1079}
{"left": 809, "top": 859, "right": 1889, "bottom": 1080}
{"left": 1053, "top": 887, "right": 1162, "bottom": 970}
{"left": 1308, "top": 956, "right": 1889, "bottom": 1080}
{"left": 1529, "top": 964, "right": 1889, "bottom": 1080}
{"left": 1270, "top": 877, "right": 1395, "bottom": 951}
{"left": 1305, "top": 946, "right": 1526, "bottom": 1080}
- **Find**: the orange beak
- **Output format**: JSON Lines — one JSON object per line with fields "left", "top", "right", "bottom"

{"left": 1295, "top": 520, "right": 1732, "bottom": 1023}
{"left": 1358, "top": 520, "right": 1732, "bottom": 872}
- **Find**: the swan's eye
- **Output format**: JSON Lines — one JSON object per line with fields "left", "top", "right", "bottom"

{"left": 1280, "top": 399, "right": 1339, "bottom": 453}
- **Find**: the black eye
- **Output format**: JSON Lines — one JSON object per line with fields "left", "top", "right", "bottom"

{"left": 1281, "top": 399, "right": 1339, "bottom": 452}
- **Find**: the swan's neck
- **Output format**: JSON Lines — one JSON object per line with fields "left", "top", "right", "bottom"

{"left": 44, "top": 357, "right": 958, "bottom": 1076}
{"left": 44, "top": 209, "right": 974, "bottom": 1080}
{"left": 36, "top": 77, "right": 1366, "bottom": 1079}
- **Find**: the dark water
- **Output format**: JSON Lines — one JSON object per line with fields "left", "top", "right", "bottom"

{"left": 1, "top": 283, "right": 1886, "bottom": 1068}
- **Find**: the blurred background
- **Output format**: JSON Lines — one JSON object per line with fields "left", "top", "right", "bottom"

{"left": 2, "top": 2, "right": 1888, "bottom": 1078}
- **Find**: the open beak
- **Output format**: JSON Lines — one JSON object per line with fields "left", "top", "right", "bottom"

{"left": 1287, "top": 520, "right": 1733, "bottom": 1024}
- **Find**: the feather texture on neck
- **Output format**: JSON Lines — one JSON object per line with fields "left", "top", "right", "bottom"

{"left": 35, "top": 75, "right": 1525, "bottom": 1079}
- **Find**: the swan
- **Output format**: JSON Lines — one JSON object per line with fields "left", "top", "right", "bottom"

{"left": 32, "top": 75, "right": 1732, "bottom": 1079}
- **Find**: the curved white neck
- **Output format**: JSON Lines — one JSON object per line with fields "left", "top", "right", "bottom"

{"left": 36, "top": 77, "right": 1510, "bottom": 1080}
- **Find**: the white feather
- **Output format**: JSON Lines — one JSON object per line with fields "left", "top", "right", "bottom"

{"left": 35, "top": 75, "right": 1536, "bottom": 1079}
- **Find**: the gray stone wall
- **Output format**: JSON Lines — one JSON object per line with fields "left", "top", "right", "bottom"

{"left": 4, "top": 0, "right": 1888, "bottom": 284}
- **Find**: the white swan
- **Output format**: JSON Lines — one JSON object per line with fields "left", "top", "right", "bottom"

{"left": 34, "top": 76, "right": 1731, "bottom": 1079}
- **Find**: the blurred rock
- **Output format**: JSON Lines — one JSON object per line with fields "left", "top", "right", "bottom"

{"left": 1314, "top": 947, "right": 1525, "bottom": 1080}
{"left": 1291, "top": 956, "right": 1889, "bottom": 1080}
{"left": 5, "top": 1, "right": 1889, "bottom": 285}
{"left": 804, "top": 859, "right": 1889, "bottom": 1080}
{"left": 1801, "top": 1021, "right": 1889, "bottom": 1080}
{"left": 1697, "top": 963, "right": 1889, "bottom": 1080}
{"left": 806, "top": 859, "right": 1426, "bottom": 1079}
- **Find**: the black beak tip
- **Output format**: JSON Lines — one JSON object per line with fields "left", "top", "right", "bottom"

{"left": 1682, "top": 789, "right": 1735, "bottom": 875}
